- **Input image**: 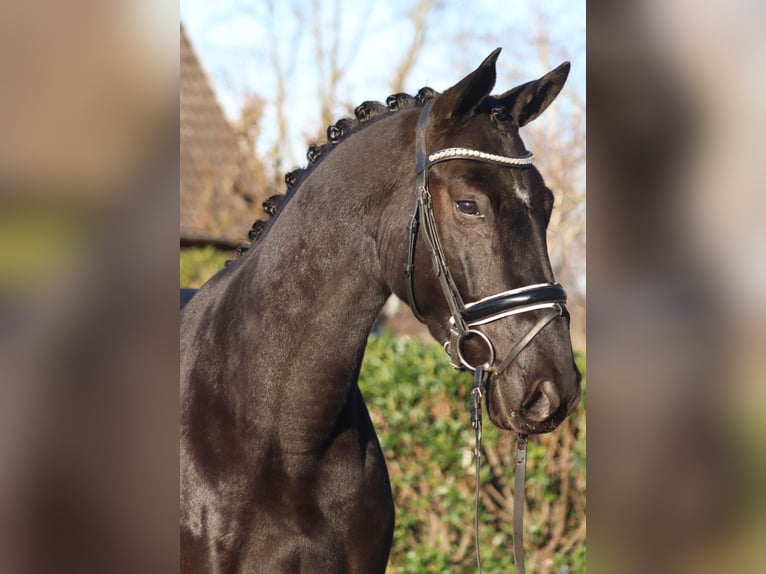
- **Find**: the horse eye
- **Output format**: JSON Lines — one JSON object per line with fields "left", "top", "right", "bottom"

{"left": 456, "top": 200, "right": 481, "bottom": 217}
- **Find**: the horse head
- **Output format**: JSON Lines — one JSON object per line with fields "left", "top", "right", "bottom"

{"left": 390, "top": 49, "right": 581, "bottom": 434}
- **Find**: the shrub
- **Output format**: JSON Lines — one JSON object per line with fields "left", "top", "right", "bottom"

{"left": 359, "top": 334, "right": 586, "bottom": 574}
{"left": 180, "top": 246, "right": 231, "bottom": 288}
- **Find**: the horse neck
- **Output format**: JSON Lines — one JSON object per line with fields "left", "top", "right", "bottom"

{"left": 208, "top": 111, "right": 417, "bottom": 448}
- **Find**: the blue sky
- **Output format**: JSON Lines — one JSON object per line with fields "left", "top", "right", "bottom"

{"left": 181, "top": 0, "right": 585, "bottom": 165}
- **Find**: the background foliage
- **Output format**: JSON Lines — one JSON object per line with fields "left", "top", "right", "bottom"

{"left": 359, "top": 334, "right": 586, "bottom": 574}
{"left": 179, "top": 246, "right": 231, "bottom": 288}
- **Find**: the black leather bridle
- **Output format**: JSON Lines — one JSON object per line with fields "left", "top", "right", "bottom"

{"left": 404, "top": 100, "right": 570, "bottom": 573}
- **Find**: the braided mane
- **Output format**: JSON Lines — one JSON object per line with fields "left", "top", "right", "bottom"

{"left": 232, "top": 86, "right": 439, "bottom": 259}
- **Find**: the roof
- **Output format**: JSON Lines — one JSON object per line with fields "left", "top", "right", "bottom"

{"left": 180, "top": 24, "right": 260, "bottom": 245}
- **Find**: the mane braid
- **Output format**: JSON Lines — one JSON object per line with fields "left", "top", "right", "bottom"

{"left": 229, "top": 86, "right": 440, "bottom": 260}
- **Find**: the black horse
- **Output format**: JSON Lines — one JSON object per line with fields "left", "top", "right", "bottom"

{"left": 180, "top": 49, "right": 581, "bottom": 573}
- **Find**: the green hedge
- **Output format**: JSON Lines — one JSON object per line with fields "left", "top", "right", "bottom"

{"left": 180, "top": 246, "right": 231, "bottom": 288}
{"left": 359, "top": 335, "right": 586, "bottom": 574}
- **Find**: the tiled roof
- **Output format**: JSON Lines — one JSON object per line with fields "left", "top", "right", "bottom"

{"left": 180, "top": 24, "right": 259, "bottom": 244}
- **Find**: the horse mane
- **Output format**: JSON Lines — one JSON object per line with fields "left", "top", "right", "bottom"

{"left": 231, "top": 86, "right": 439, "bottom": 259}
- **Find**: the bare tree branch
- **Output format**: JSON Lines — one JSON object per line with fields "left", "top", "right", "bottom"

{"left": 390, "top": 0, "right": 443, "bottom": 93}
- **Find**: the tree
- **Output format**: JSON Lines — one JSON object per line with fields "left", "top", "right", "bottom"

{"left": 211, "top": 2, "right": 585, "bottom": 342}
{"left": 497, "top": 8, "right": 587, "bottom": 342}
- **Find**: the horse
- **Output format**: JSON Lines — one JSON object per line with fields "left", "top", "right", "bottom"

{"left": 180, "top": 48, "right": 581, "bottom": 573}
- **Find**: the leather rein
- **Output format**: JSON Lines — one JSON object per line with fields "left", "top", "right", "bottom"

{"left": 404, "top": 100, "right": 569, "bottom": 573}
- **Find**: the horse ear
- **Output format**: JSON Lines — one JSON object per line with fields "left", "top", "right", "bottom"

{"left": 495, "top": 62, "right": 570, "bottom": 127}
{"left": 430, "top": 48, "right": 501, "bottom": 122}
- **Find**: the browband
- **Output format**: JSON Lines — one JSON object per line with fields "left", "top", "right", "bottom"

{"left": 428, "top": 147, "right": 535, "bottom": 167}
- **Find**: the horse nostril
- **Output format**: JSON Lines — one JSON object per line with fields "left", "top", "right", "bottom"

{"left": 525, "top": 380, "right": 561, "bottom": 422}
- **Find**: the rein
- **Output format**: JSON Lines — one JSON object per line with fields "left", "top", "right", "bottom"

{"left": 405, "top": 100, "right": 568, "bottom": 573}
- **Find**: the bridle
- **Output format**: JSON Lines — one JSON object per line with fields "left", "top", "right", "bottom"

{"left": 404, "top": 99, "right": 569, "bottom": 573}
{"left": 405, "top": 99, "right": 568, "bottom": 377}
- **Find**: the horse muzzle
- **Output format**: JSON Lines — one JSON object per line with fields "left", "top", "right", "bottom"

{"left": 443, "top": 283, "right": 580, "bottom": 434}
{"left": 485, "top": 368, "right": 581, "bottom": 434}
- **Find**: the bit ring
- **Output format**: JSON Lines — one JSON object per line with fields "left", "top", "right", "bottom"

{"left": 456, "top": 329, "right": 495, "bottom": 372}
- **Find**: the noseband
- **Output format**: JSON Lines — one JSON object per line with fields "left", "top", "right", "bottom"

{"left": 403, "top": 99, "right": 569, "bottom": 574}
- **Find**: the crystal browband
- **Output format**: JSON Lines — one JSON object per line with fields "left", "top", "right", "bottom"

{"left": 428, "top": 147, "right": 535, "bottom": 167}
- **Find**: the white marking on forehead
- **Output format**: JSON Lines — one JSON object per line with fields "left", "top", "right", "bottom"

{"left": 510, "top": 170, "right": 532, "bottom": 207}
